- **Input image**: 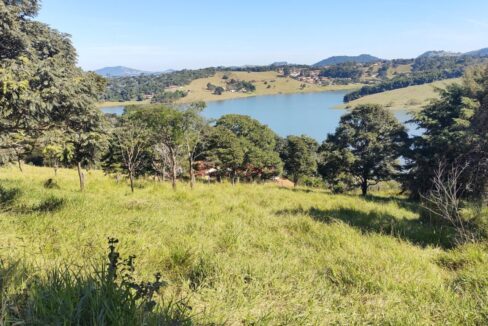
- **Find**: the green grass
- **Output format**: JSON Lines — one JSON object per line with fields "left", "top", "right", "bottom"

{"left": 1, "top": 165, "right": 488, "bottom": 324}
{"left": 342, "top": 78, "right": 462, "bottom": 111}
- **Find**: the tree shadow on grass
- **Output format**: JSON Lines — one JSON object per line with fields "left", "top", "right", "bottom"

{"left": 276, "top": 206, "right": 455, "bottom": 248}
{"left": 0, "top": 184, "right": 65, "bottom": 214}
{"left": 359, "top": 194, "right": 420, "bottom": 215}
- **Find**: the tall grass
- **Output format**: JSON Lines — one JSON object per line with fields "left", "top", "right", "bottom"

{"left": 0, "top": 238, "right": 192, "bottom": 325}
{"left": 0, "top": 165, "right": 487, "bottom": 324}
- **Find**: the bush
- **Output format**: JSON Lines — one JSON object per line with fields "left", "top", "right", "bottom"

{"left": 43, "top": 178, "right": 60, "bottom": 189}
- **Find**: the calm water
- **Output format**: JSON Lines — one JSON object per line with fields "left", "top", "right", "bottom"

{"left": 101, "top": 91, "right": 417, "bottom": 141}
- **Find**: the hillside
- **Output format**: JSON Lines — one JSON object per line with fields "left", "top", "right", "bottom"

{"left": 313, "top": 54, "right": 381, "bottom": 67}
{"left": 465, "top": 47, "right": 488, "bottom": 57}
{"left": 1, "top": 165, "right": 487, "bottom": 324}
{"left": 417, "top": 50, "right": 462, "bottom": 58}
{"left": 342, "top": 78, "right": 461, "bottom": 110}
{"left": 95, "top": 66, "right": 156, "bottom": 77}
{"left": 175, "top": 71, "right": 361, "bottom": 103}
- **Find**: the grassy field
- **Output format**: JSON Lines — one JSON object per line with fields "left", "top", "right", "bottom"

{"left": 341, "top": 78, "right": 462, "bottom": 111}
{"left": 176, "top": 71, "right": 362, "bottom": 104}
{"left": 1, "top": 165, "right": 488, "bottom": 324}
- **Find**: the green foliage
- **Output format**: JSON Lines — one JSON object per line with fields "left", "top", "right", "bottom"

{"left": 344, "top": 70, "right": 463, "bottom": 102}
{"left": 214, "top": 114, "right": 282, "bottom": 179}
{"left": 225, "top": 79, "right": 256, "bottom": 92}
{"left": 319, "top": 104, "right": 409, "bottom": 195}
{"left": 213, "top": 86, "right": 224, "bottom": 95}
{"left": 406, "top": 65, "right": 488, "bottom": 199}
{"left": 280, "top": 135, "right": 318, "bottom": 185}
{"left": 0, "top": 1, "right": 105, "bottom": 138}
{"left": 204, "top": 126, "right": 245, "bottom": 180}
{"left": 151, "top": 89, "right": 188, "bottom": 104}
{"left": 319, "top": 62, "right": 363, "bottom": 80}
{"left": 102, "top": 68, "right": 216, "bottom": 102}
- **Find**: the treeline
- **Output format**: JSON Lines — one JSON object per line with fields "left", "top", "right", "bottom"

{"left": 151, "top": 89, "right": 188, "bottom": 103}
{"left": 319, "top": 62, "right": 363, "bottom": 80}
{"left": 102, "top": 68, "right": 217, "bottom": 102}
{"left": 343, "top": 70, "right": 462, "bottom": 102}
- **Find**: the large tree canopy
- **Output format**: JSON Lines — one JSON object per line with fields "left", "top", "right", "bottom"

{"left": 280, "top": 135, "right": 318, "bottom": 186}
{"left": 319, "top": 104, "right": 408, "bottom": 195}
{"left": 0, "top": 0, "right": 105, "bottom": 138}
{"left": 407, "top": 65, "right": 488, "bottom": 199}
{"left": 215, "top": 114, "right": 282, "bottom": 178}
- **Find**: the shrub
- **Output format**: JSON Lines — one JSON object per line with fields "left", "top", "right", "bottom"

{"left": 43, "top": 178, "right": 60, "bottom": 189}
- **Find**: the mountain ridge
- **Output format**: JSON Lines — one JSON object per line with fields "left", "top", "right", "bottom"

{"left": 312, "top": 54, "right": 382, "bottom": 67}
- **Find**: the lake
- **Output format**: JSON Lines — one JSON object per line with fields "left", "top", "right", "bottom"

{"left": 101, "top": 91, "right": 418, "bottom": 141}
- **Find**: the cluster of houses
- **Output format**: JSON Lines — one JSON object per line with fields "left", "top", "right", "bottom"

{"left": 277, "top": 68, "right": 333, "bottom": 86}
{"left": 192, "top": 160, "right": 293, "bottom": 187}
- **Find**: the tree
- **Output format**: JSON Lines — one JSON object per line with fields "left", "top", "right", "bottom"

{"left": 65, "top": 109, "right": 107, "bottom": 191}
{"left": 0, "top": 1, "right": 105, "bottom": 139}
{"left": 204, "top": 126, "right": 245, "bottom": 184}
{"left": 181, "top": 102, "right": 208, "bottom": 189}
{"left": 319, "top": 104, "right": 408, "bottom": 196}
{"left": 0, "top": 1, "right": 107, "bottom": 189}
{"left": 40, "top": 130, "right": 73, "bottom": 176}
{"left": 280, "top": 135, "right": 318, "bottom": 186}
{"left": 130, "top": 105, "right": 186, "bottom": 190}
{"left": 213, "top": 86, "right": 224, "bottom": 95}
{"left": 215, "top": 114, "right": 282, "bottom": 181}
{"left": 0, "top": 132, "right": 32, "bottom": 172}
{"left": 407, "top": 65, "right": 488, "bottom": 201}
{"left": 112, "top": 119, "right": 150, "bottom": 193}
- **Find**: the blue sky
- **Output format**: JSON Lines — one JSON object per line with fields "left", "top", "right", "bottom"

{"left": 37, "top": 0, "right": 488, "bottom": 71}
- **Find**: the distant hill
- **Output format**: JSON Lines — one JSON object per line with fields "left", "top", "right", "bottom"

{"left": 464, "top": 48, "right": 488, "bottom": 58}
{"left": 270, "top": 61, "right": 288, "bottom": 67}
{"left": 313, "top": 54, "right": 381, "bottom": 67}
{"left": 416, "top": 48, "right": 488, "bottom": 59}
{"left": 95, "top": 66, "right": 159, "bottom": 77}
{"left": 417, "top": 50, "right": 462, "bottom": 58}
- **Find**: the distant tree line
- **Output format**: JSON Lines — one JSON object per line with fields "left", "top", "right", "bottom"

{"left": 102, "top": 69, "right": 217, "bottom": 102}
{"left": 343, "top": 70, "right": 463, "bottom": 102}
{"left": 151, "top": 90, "right": 188, "bottom": 103}
{"left": 319, "top": 62, "right": 364, "bottom": 80}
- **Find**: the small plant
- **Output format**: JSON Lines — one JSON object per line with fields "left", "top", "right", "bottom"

{"left": 43, "top": 178, "right": 60, "bottom": 189}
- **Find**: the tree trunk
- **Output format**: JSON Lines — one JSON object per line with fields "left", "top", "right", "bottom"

{"left": 54, "top": 163, "right": 58, "bottom": 177}
{"left": 293, "top": 175, "right": 299, "bottom": 188}
{"left": 17, "top": 159, "right": 23, "bottom": 173}
{"left": 189, "top": 156, "right": 195, "bottom": 190}
{"left": 171, "top": 159, "right": 177, "bottom": 191}
{"left": 361, "top": 179, "right": 368, "bottom": 196}
{"left": 129, "top": 170, "right": 134, "bottom": 193}
{"left": 77, "top": 162, "right": 85, "bottom": 192}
